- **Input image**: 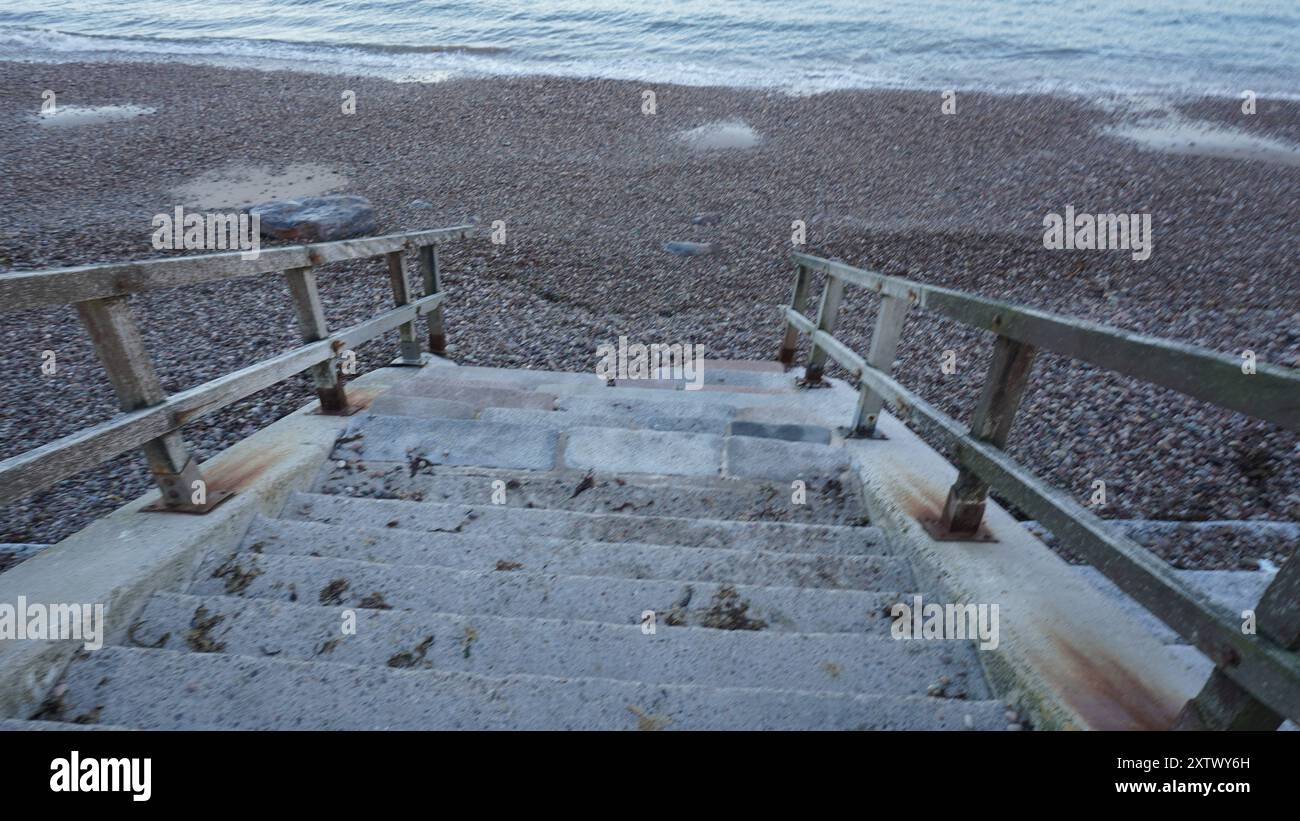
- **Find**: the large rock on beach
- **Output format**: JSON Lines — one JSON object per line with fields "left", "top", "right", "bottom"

{"left": 663, "top": 240, "right": 716, "bottom": 257}
{"left": 249, "top": 195, "right": 377, "bottom": 242}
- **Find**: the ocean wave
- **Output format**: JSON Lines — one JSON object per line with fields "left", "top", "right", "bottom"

{"left": 2, "top": 6, "right": 1298, "bottom": 103}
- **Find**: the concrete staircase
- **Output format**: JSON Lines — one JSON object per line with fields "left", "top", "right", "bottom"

{"left": 24, "top": 360, "right": 1010, "bottom": 730}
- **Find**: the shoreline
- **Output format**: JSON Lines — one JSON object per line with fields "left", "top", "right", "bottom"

{"left": 0, "top": 59, "right": 1296, "bottom": 564}
{"left": 6, "top": 25, "right": 1300, "bottom": 102}
{"left": 10, "top": 54, "right": 1300, "bottom": 106}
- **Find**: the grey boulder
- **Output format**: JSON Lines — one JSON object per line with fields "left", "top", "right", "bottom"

{"left": 663, "top": 241, "right": 716, "bottom": 257}
{"left": 249, "top": 195, "right": 377, "bottom": 242}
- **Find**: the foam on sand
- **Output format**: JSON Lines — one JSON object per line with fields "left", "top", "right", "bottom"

{"left": 676, "top": 121, "right": 760, "bottom": 150}
{"left": 1104, "top": 113, "right": 1300, "bottom": 168}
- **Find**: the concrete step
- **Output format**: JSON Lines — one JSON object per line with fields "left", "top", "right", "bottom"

{"left": 405, "top": 363, "right": 792, "bottom": 392}
{"left": 547, "top": 381, "right": 805, "bottom": 406}
{"left": 386, "top": 377, "right": 559, "bottom": 410}
{"left": 479, "top": 406, "right": 730, "bottom": 435}
{"left": 723, "top": 434, "right": 851, "bottom": 480}
{"left": 334, "top": 411, "right": 855, "bottom": 480}
{"left": 242, "top": 518, "right": 910, "bottom": 590}
{"left": 332, "top": 415, "right": 560, "bottom": 469}
{"left": 314, "top": 463, "right": 865, "bottom": 525}
{"left": 405, "top": 365, "right": 602, "bottom": 390}
{"left": 646, "top": 369, "right": 795, "bottom": 391}
{"left": 564, "top": 426, "right": 726, "bottom": 476}
{"left": 0, "top": 718, "right": 132, "bottom": 730}
{"left": 700, "top": 359, "right": 788, "bottom": 374}
{"left": 54, "top": 646, "right": 1008, "bottom": 730}
{"left": 132, "top": 592, "right": 984, "bottom": 697}
{"left": 186, "top": 551, "right": 906, "bottom": 633}
{"left": 558, "top": 392, "right": 741, "bottom": 419}
{"left": 282, "top": 492, "right": 885, "bottom": 556}
{"left": 1072, "top": 565, "right": 1275, "bottom": 646}
{"left": 366, "top": 394, "right": 480, "bottom": 420}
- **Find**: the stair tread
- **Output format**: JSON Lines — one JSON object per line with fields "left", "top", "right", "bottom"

{"left": 317, "top": 459, "right": 862, "bottom": 525}
{"left": 53, "top": 646, "right": 1008, "bottom": 731}
{"left": 284, "top": 492, "right": 883, "bottom": 556}
{"left": 187, "top": 550, "right": 910, "bottom": 634}
{"left": 131, "top": 591, "right": 990, "bottom": 698}
{"left": 332, "top": 415, "right": 560, "bottom": 469}
{"left": 479, "top": 406, "right": 730, "bottom": 435}
{"left": 0, "top": 718, "right": 133, "bottom": 731}
{"left": 244, "top": 517, "right": 910, "bottom": 590}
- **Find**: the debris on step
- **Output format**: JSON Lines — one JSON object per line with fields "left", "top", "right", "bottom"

{"left": 387, "top": 636, "right": 434, "bottom": 669}
{"left": 627, "top": 705, "right": 672, "bottom": 731}
{"left": 358, "top": 592, "right": 392, "bottom": 610}
{"left": 319, "top": 578, "right": 350, "bottom": 606}
{"left": 185, "top": 606, "right": 226, "bottom": 654}
{"left": 698, "top": 585, "right": 767, "bottom": 631}
{"left": 211, "top": 555, "right": 261, "bottom": 594}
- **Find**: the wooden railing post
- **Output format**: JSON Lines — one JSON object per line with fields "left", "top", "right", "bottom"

{"left": 802, "top": 275, "right": 845, "bottom": 385}
{"left": 847, "top": 293, "right": 911, "bottom": 437}
{"left": 1174, "top": 555, "right": 1299, "bottom": 730}
{"left": 283, "top": 266, "right": 352, "bottom": 414}
{"left": 777, "top": 263, "right": 812, "bottom": 368}
{"left": 387, "top": 250, "right": 424, "bottom": 365}
{"left": 935, "top": 335, "right": 1038, "bottom": 537}
{"left": 418, "top": 244, "right": 447, "bottom": 356}
{"left": 75, "top": 295, "right": 224, "bottom": 513}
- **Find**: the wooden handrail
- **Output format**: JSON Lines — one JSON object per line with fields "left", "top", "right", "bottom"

{"left": 792, "top": 252, "right": 1300, "bottom": 431}
{"left": 780, "top": 252, "right": 1300, "bottom": 730}
{"left": 0, "top": 226, "right": 471, "bottom": 512}
{"left": 0, "top": 226, "right": 472, "bottom": 311}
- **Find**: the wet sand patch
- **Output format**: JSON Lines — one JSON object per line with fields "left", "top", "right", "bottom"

{"left": 169, "top": 162, "right": 349, "bottom": 209}
{"left": 676, "top": 120, "right": 760, "bottom": 150}
{"left": 1103, "top": 114, "right": 1300, "bottom": 167}
{"left": 36, "top": 104, "right": 155, "bottom": 128}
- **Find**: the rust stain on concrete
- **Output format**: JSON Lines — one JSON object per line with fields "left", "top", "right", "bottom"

{"left": 345, "top": 386, "right": 381, "bottom": 410}
{"left": 205, "top": 443, "right": 291, "bottom": 493}
{"left": 1043, "top": 630, "right": 1185, "bottom": 730}
{"left": 882, "top": 459, "right": 946, "bottom": 525}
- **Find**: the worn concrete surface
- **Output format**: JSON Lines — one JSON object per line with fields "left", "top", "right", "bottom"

{"left": 243, "top": 517, "right": 910, "bottom": 589}
{"left": 132, "top": 592, "right": 983, "bottom": 697}
{"left": 10, "top": 361, "right": 1021, "bottom": 730}
{"left": 283, "top": 492, "right": 884, "bottom": 556}
{"left": 313, "top": 461, "right": 864, "bottom": 524}
{"left": 844, "top": 405, "right": 1205, "bottom": 730}
{"left": 187, "top": 550, "right": 908, "bottom": 634}
{"left": 0, "top": 362, "right": 439, "bottom": 719}
{"left": 52, "top": 646, "right": 1009, "bottom": 730}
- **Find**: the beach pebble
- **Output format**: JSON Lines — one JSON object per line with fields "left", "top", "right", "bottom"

{"left": 663, "top": 241, "right": 715, "bottom": 256}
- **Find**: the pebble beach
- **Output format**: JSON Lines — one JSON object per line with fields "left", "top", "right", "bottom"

{"left": 0, "top": 59, "right": 1297, "bottom": 568}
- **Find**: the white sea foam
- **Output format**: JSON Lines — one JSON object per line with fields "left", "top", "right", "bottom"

{"left": 1, "top": 0, "right": 1298, "bottom": 98}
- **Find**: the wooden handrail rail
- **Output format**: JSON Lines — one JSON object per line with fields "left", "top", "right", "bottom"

{"left": 0, "top": 292, "right": 445, "bottom": 506}
{"left": 780, "top": 252, "right": 1300, "bottom": 729}
{"left": 792, "top": 252, "right": 1300, "bottom": 431}
{"left": 0, "top": 226, "right": 473, "bottom": 311}
{"left": 0, "top": 225, "right": 472, "bottom": 512}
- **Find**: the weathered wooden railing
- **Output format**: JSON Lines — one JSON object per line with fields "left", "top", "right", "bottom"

{"left": 0, "top": 225, "right": 472, "bottom": 513}
{"left": 780, "top": 251, "right": 1300, "bottom": 731}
